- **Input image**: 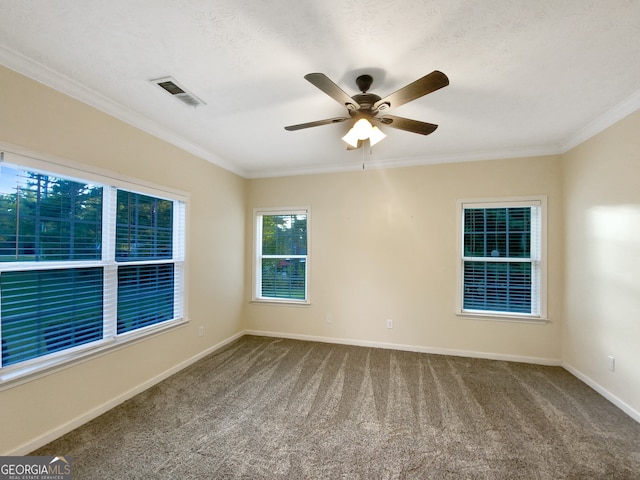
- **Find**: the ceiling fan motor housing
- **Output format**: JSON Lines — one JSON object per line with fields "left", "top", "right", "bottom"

{"left": 350, "top": 74, "right": 381, "bottom": 115}
{"left": 350, "top": 93, "right": 381, "bottom": 115}
{"left": 355, "top": 74, "right": 373, "bottom": 92}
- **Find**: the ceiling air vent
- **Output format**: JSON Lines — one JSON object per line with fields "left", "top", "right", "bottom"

{"left": 151, "top": 77, "right": 206, "bottom": 107}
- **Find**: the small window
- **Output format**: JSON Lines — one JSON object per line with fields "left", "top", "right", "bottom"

{"left": 458, "top": 198, "right": 545, "bottom": 319}
{"left": 254, "top": 208, "right": 309, "bottom": 303}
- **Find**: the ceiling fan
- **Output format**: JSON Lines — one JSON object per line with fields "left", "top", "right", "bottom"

{"left": 284, "top": 71, "right": 449, "bottom": 148}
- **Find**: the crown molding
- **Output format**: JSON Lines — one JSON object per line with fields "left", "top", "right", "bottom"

{"left": 248, "top": 89, "right": 640, "bottom": 178}
{"left": 561, "top": 89, "right": 640, "bottom": 153}
{"left": 0, "top": 45, "right": 247, "bottom": 178}
{"left": 246, "top": 144, "right": 561, "bottom": 179}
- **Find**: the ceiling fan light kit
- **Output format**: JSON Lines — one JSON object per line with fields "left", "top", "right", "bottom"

{"left": 285, "top": 71, "right": 449, "bottom": 150}
{"left": 341, "top": 127, "right": 361, "bottom": 148}
{"left": 341, "top": 118, "right": 386, "bottom": 148}
{"left": 368, "top": 125, "right": 386, "bottom": 146}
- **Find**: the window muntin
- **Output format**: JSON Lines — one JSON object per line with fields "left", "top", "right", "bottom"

{"left": 0, "top": 160, "right": 186, "bottom": 381}
{"left": 255, "top": 210, "right": 309, "bottom": 303}
{"left": 459, "top": 200, "right": 543, "bottom": 318}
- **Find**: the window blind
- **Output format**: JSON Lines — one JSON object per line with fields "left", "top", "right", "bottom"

{"left": 1, "top": 267, "right": 104, "bottom": 366}
{"left": 0, "top": 158, "right": 186, "bottom": 379}
{"left": 117, "top": 264, "right": 174, "bottom": 334}
{"left": 461, "top": 203, "right": 541, "bottom": 317}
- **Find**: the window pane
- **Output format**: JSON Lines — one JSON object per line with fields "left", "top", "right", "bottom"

{"left": 261, "top": 258, "right": 306, "bottom": 300}
{"left": 116, "top": 191, "right": 173, "bottom": 261}
{"left": 463, "top": 261, "right": 532, "bottom": 313}
{"left": 262, "top": 215, "right": 307, "bottom": 256}
{"left": 117, "top": 264, "right": 174, "bottom": 334}
{"left": 463, "top": 207, "right": 530, "bottom": 258}
{"left": 0, "top": 166, "right": 102, "bottom": 261}
{"left": 1, "top": 268, "right": 103, "bottom": 366}
{"left": 0, "top": 160, "right": 185, "bottom": 378}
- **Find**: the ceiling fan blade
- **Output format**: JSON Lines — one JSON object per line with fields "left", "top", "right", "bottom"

{"left": 374, "top": 115, "right": 438, "bottom": 135}
{"left": 304, "top": 73, "right": 360, "bottom": 110}
{"left": 284, "top": 117, "right": 349, "bottom": 131}
{"left": 373, "top": 71, "right": 449, "bottom": 111}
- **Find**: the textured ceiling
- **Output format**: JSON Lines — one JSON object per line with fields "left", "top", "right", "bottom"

{"left": 1, "top": 0, "right": 639, "bottom": 178}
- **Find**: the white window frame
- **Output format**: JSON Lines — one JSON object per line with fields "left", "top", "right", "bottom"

{"left": 0, "top": 147, "right": 188, "bottom": 387}
{"left": 253, "top": 207, "right": 310, "bottom": 305}
{"left": 456, "top": 196, "right": 547, "bottom": 322}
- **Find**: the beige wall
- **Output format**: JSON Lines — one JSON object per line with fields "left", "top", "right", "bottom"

{"left": 2, "top": 59, "right": 638, "bottom": 455}
{"left": 0, "top": 66, "right": 247, "bottom": 454}
{"left": 562, "top": 109, "right": 640, "bottom": 417}
{"left": 246, "top": 156, "right": 564, "bottom": 362}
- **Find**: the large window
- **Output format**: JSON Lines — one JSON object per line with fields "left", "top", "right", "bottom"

{"left": 254, "top": 208, "right": 309, "bottom": 303}
{"left": 0, "top": 155, "right": 186, "bottom": 382}
{"left": 458, "top": 198, "right": 545, "bottom": 319}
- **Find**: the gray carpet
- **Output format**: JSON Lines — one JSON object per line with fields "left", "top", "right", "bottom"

{"left": 34, "top": 335, "right": 640, "bottom": 479}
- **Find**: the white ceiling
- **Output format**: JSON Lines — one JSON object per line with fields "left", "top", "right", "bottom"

{"left": 1, "top": 0, "right": 639, "bottom": 178}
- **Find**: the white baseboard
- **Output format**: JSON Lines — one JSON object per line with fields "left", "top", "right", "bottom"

{"left": 562, "top": 362, "right": 640, "bottom": 424}
{"left": 8, "top": 330, "right": 244, "bottom": 456}
{"left": 11, "top": 331, "right": 637, "bottom": 455}
{"left": 247, "top": 330, "right": 640, "bottom": 424}
{"left": 243, "top": 329, "right": 562, "bottom": 366}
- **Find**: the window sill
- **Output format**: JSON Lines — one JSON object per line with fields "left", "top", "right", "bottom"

{"left": 456, "top": 312, "right": 549, "bottom": 324}
{"left": 0, "top": 318, "right": 189, "bottom": 392}
{"left": 250, "top": 299, "right": 310, "bottom": 307}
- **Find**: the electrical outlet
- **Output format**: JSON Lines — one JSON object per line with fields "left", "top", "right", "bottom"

{"left": 608, "top": 355, "right": 615, "bottom": 372}
{"left": 326, "top": 314, "right": 333, "bottom": 324}
{"left": 386, "top": 319, "right": 393, "bottom": 329}
{"left": 198, "top": 326, "right": 204, "bottom": 337}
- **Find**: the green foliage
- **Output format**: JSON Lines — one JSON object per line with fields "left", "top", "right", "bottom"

{"left": 262, "top": 214, "right": 307, "bottom": 255}
{"left": 0, "top": 169, "right": 103, "bottom": 261}
{"left": 116, "top": 190, "right": 173, "bottom": 260}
